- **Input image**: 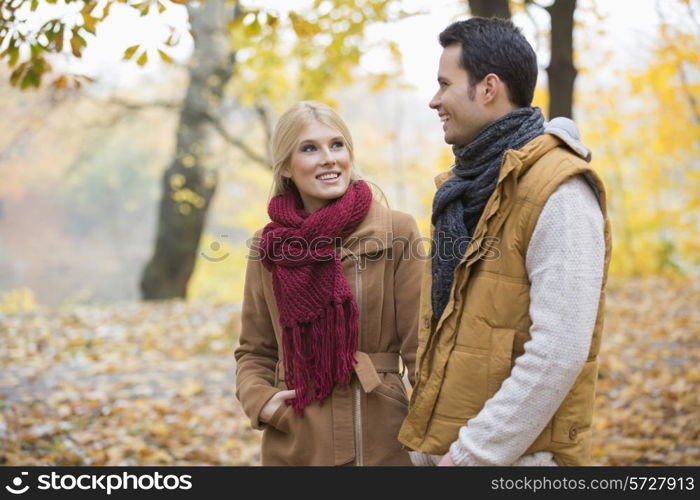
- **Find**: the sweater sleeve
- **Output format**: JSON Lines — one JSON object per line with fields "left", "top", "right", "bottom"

{"left": 448, "top": 174, "right": 605, "bottom": 466}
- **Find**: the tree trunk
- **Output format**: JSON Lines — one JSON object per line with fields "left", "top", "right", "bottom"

{"left": 140, "top": 0, "right": 237, "bottom": 300}
{"left": 467, "top": 0, "right": 511, "bottom": 18}
{"left": 546, "top": 0, "right": 577, "bottom": 118}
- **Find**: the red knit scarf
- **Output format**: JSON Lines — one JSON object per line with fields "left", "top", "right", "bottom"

{"left": 260, "top": 180, "right": 372, "bottom": 413}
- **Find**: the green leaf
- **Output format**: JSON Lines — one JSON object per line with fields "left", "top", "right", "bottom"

{"left": 21, "top": 68, "right": 40, "bottom": 90}
{"left": 9, "top": 62, "right": 30, "bottom": 87}
{"left": 132, "top": 1, "right": 150, "bottom": 16}
{"left": 289, "top": 12, "right": 322, "bottom": 38}
{"left": 30, "top": 44, "right": 43, "bottom": 58}
{"left": 266, "top": 13, "right": 278, "bottom": 28}
{"left": 82, "top": 13, "right": 98, "bottom": 35}
{"left": 70, "top": 31, "right": 86, "bottom": 57}
{"left": 52, "top": 75, "right": 68, "bottom": 89}
{"left": 8, "top": 45, "right": 20, "bottom": 67}
{"left": 158, "top": 49, "right": 173, "bottom": 64}
{"left": 165, "top": 30, "right": 179, "bottom": 47}
{"left": 55, "top": 26, "right": 64, "bottom": 52}
{"left": 136, "top": 50, "right": 148, "bottom": 66}
{"left": 123, "top": 44, "right": 139, "bottom": 60}
{"left": 228, "top": 10, "right": 246, "bottom": 31}
{"left": 246, "top": 18, "right": 261, "bottom": 37}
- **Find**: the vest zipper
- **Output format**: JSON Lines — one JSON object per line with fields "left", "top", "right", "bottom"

{"left": 353, "top": 255, "right": 365, "bottom": 466}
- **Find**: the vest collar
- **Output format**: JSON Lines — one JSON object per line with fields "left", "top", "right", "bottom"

{"left": 433, "top": 130, "right": 588, "bottom": 189}
{"left": 430, "top": 134, "right": 570, "bottom": 332}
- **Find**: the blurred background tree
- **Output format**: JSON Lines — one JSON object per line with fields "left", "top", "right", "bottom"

{"left": 1, "top": 0, "right": 410, "bottom": 299}
{"left": 0, "top": 0, "right": 698, "bottom": 306}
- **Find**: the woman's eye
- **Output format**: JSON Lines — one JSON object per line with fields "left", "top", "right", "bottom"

{"left": 301, "top": 144, "right": 316, "bottom": 152}
{"left": 332, "top": 141, "right": 344, "bottom": 149}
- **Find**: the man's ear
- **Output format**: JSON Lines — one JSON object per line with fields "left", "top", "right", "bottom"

{"left": 481, "top": 73, "right": 502, "bottom": 103}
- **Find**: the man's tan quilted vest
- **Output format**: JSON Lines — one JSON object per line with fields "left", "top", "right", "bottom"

{"left": 399, "top": 134, "right": 612, "bottom": 465}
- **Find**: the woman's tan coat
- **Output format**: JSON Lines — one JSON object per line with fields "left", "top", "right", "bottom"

{"left": 235, "top": 200, "right": 424, "bottom": 465}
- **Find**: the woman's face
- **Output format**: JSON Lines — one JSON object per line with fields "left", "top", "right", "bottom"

{"left": 284, "top": 120, "right": 352, "bottom": 213}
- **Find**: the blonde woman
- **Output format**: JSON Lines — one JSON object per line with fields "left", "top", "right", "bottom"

{"left": 234, "top": 101, "right": 424, "bottom": 465}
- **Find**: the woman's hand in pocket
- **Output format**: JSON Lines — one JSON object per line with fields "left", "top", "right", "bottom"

{"left": 260, "top": 389, "right": 296, "bottom": 423}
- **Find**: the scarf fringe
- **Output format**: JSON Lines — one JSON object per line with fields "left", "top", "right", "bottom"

{"left": 285, "top": 299, "right": 358, "bottom": 415}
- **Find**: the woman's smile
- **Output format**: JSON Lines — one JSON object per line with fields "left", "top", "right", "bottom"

{"left": 285, "top": 119, "right": 352, "bottom": 213}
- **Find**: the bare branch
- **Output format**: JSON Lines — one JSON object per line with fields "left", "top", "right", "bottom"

{"left": 677, "top": 63, "right": 700, "bottom": 125}
{"left": 98, "top": 98, "right": 271, "bottom": 168}
{"left": 108, "top": 97, "right": 181, "bottom": 111}
{"left": 255, "top": 103, "right": 273, "bottom": 155}
{"left": 686, "top": 0, "right": 700, "bottom": 37}
{"left": 199, "top": 109, "right": 271, "bottom": 168}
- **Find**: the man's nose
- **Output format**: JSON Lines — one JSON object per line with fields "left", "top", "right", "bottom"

{"left": 429, "top": 93, "right": 440, "bottom": 110}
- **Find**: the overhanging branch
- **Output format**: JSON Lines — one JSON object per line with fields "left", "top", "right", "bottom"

{"left": 103, "top": 98, "right": 271, "bottom": 168}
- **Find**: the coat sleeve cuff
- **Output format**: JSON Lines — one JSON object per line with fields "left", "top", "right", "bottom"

{"left": 248, "top": 386, "right": 281, "bottom": 430}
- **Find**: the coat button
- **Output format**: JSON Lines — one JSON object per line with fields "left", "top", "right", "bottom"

{"left": 423, "top": 318, "right": 431, "bottom": 329}
{"left": 569, "top": 427, "right": 578, "bottom": 440}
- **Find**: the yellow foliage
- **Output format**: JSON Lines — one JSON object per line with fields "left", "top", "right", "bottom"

{"left": 0, "top": 287, "right": 37, "bottom": 313}
{"left": 578, "top": 8, "right": 700, "bottom": 278}
{"left": 229, "top": 0, "right": 404, "bottom": 110}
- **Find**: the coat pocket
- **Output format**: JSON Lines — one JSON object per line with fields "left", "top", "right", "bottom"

{"left": 434, "top": 345, "right": 489, "bottom": 419}
{"left": 434, "top": 327, "right": 515, "bottom": 419}
{"left": 267, "top": 399, "right": 293, "bottom": 434}
{"left": 372, "top": 373, "right": 408, "bottom": 407}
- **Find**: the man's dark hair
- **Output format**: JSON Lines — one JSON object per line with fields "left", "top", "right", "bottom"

{"left": 439, "top": 17, "right": 538, "bottom": 107}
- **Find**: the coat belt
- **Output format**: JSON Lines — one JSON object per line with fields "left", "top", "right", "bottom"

{"left": 274, "top": 351, "right": 401, "bottom": 393}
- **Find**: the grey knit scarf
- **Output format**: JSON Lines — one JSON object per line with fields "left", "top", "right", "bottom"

{"left": 431, "top": 106, "right": 545, "bottom": 319}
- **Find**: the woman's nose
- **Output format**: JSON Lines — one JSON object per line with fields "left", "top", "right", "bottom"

{"left": 320, "top": 148, "right": 336, "bottom": 165}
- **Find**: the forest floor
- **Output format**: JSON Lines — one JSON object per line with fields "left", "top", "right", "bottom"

{"left": 1, "top": 277, "right": 698, "bottom": 465}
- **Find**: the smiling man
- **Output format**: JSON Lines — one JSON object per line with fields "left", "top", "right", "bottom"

{"left": 399, "top": 17, "right": 612, "bottom": 466}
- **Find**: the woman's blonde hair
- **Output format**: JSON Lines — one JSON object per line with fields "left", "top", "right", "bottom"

{"left": 270, "top": 101, "right": 362, "bottom": 197}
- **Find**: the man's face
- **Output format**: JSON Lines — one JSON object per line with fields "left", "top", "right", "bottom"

{"left": 429, "top": 43, "right": 489, "bottom": 146}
